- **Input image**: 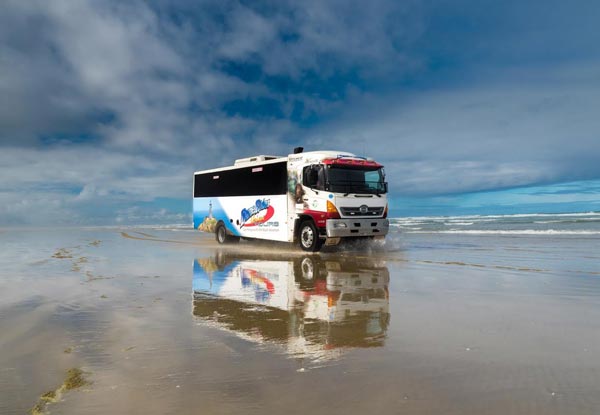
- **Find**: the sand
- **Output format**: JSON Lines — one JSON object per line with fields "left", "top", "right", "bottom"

{"left": 0, "top": 227, "right": 599, "bottom": 414}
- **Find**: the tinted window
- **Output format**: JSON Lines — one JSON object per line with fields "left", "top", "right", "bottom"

{"left": 302, "top": 165, "right": 326, "bottom": 190}
{"left": 326, "top": 166, "right": 387, "bottom": 194}
{"left": 194, "top": 161, "right": 287, "bottom": 197}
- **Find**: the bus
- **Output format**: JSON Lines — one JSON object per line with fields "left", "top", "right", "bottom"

{"left": 193, "top": 148, "right": 389, "bottom": 251}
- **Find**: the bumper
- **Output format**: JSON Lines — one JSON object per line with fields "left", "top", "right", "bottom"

{"left": 326, "top": 218, "right": 389, "bottom": 238}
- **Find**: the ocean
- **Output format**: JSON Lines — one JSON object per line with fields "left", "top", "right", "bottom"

{"left": 391, "top": 211, "right": 600, "bottom": 235}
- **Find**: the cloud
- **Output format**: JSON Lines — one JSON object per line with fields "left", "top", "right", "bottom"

{"left": 0, "top": 0, "right": 425, "bottom": 225}
{"left": 305, "top": 62, "right": 600, "bottom": 194}
{"left": 0, "top": 0, "right": 598, "bottom": 225}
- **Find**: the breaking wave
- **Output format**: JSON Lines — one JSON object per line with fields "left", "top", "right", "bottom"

{"left": 408, "top": 229, "right": 600, "bottom": 235}
{"left": 390, "top": 211, "right": 600, "bottom": 235}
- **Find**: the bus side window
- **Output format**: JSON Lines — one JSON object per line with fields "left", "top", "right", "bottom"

{"left": 303, "top": 166, "right": 316, "bottom": 188}
{"left": 303, "top": 165, "right": 324, "bottom": 190}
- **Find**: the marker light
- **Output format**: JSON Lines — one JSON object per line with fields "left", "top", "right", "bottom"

{"left": 322, "top": 158, "right": 383, "bottom": 168}
{"left": 326, "top": 200, "right": 341, "bottom": 219}
{"left": 383, "top": 204, "right": 388, "bottom": 218}
{"left": 328, "top": 292, "right": 340, "bottom": 307}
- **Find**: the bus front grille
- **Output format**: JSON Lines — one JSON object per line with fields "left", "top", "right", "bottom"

{"left": 340, "top": 206, "right": 384, "bottom": 217}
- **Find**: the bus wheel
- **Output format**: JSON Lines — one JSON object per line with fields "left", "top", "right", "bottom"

{"left": 215, "top": 223, "right": 228, "bottom": 244}
{"left": 300, "top": 257, "right": 315, "bottom": 280}
{"left": 298, "top": 220, "right": 323, "bottom": 252}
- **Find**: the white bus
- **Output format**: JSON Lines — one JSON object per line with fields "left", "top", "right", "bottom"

{"left": 193, "top": 148, "right": 389, "bottom": 251}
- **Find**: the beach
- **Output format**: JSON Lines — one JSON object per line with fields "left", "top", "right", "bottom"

{"left": 1, "top": 223, "right": 600, "bottom": 414}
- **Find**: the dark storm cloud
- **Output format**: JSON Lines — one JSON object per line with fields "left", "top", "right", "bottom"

{"left": 0, "top": 0, "right": 598, "bottom": 224}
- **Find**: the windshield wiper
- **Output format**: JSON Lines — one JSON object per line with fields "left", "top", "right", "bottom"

{"left": 344, "top": 188, "right": 376, "bottom": 197}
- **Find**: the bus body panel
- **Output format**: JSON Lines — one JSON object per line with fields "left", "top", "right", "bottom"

{"left": 193, "top": 195, "right": 290, "bottom": 242}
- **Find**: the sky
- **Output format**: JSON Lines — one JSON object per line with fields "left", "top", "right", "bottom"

{"left": 1, "top": 0, "right": 599, "bottom": 225}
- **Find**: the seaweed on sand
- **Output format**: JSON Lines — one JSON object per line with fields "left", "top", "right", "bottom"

{"left": 63, "top": 368, "right": 88, "bottom": 390}
{"left": 30, "top": 368, "right": 90, "bottom": 414}
{"left": 51, "top": 248, "right": 73, "bottom": 259}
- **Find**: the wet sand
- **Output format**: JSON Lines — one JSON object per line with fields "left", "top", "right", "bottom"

{"left": 1, "top": 228, "right": 600, "bottom": 414}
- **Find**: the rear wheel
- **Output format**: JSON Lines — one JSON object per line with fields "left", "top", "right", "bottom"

{"left": 298, "top": 220, "right": 323, "bottom": 252}
{"left": 215, "top": 223, "right": 228, "bottom": 244}
{"left": 216, "top": 223, "right": 239, "bottom": 244}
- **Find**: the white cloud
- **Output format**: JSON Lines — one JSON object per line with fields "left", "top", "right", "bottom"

{"left": 1, "top": 0, "right": 598, "bottom": 224}
{"left": 305, "top": 64, "right": 600, "bottom": 194}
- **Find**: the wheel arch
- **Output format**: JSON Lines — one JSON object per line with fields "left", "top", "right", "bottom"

{"left": 216, "top": 219, "right": 236, "bottom": 236}
{"left": 215, "top": 220, "right": 240, "bottom": 244}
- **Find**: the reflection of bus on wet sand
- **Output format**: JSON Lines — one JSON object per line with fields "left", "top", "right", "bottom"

{"left": 192, "top": 253, "right": 390, "bottom": 361}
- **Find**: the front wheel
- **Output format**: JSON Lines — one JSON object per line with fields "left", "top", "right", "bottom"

{"left": 300, "top": 257, "right": 315, "bottom": 280}
{"left": 298, "top": 220, "right": 323, "bottom": 252}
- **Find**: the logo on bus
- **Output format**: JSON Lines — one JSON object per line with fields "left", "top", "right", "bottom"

{"left": 240, "top": 198, "right": 275, "bottom": 227}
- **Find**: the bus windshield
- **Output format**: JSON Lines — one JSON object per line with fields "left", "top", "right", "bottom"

{"left": 326, "top": 165, "right": 387, "bottom": 195}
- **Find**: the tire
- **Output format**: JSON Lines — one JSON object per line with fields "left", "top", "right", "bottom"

{"left": 215, "top": 223, "right": 228, "bottom": 244}
{"left": 300, "top": 257, "right": 315, "bottom": 280}
{"left": 215, "top": 250, "right": 226, "bottom": 267}
{"left": 298, "top": 220, "right": 323, "bottom": 252}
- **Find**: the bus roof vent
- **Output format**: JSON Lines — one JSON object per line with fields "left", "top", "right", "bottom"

{"left": 234, "top": 155, "right": 280, "bottom": 165}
